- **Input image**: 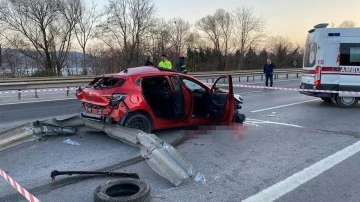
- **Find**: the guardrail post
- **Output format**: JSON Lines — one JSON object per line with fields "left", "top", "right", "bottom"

{"left": 67, "top": 87, "right": 69, "bottom": 97}
{"left": 35, "top": 89, "right": 39, "bottom": 98}
{"left": 18, "top": 90, "right": 21, "bottom": 100}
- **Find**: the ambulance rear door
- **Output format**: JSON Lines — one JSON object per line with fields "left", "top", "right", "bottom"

{"left": 302, "top": 32, "right": 318, "bottom": 85}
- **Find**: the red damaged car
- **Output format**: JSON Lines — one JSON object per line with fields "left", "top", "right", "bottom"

{"left": 75, "top": 66, "right": 245, "bottom": 133}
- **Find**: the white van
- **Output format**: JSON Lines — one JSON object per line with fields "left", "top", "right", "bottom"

{"left": 300, "top": 23, "right": 360, "bottom": 108}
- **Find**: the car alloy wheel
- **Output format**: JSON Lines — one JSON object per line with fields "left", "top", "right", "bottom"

{"left": 123, "top": 113, "right": 152, "bottom": 133}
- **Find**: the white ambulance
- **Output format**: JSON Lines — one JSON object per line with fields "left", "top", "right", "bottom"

{"left": 300, "top": 23, "right": 360, "bottom": 108}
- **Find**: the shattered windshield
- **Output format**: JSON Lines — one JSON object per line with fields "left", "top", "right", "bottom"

{"left": 90, "top": 77, "right": 126, "bottom": 90}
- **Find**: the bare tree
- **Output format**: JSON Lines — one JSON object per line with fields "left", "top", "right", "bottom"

{"left": 195, "top": 9, "right": 233, "bottom": 70}
{"left": 233, "top": 6, "right": 267, "bottom": 69}
{"left": 338, "top": 20, "right": 357, "bottom": 28}
{"left": 214, "top": 9, "right": 233, "bottom": 69}
{"left": 168, "top": 18, "right": 191, "bottom": 54}
{"left": 195, "top": 14, "right": 221, "bottom": 52}
{"left": 49, "top": 0, "right": 82, "bottom": 75}
{"left": 99, "top": 0, "right": 156, "bottom": 70}
{"left": 75, "top": 0, "right": 104, "bottom": 75}
{"left": 0, "top": 0, "right": 81, "bottom": 75}
{"left": 0, "top": 0, "right": 58, "bottom": 73}
{"left": 267, "top": 35, "right": 300, "bottom": 68}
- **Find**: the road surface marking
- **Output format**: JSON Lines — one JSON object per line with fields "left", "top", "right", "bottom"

{"left": 245, "top": 118, "right": 304, "bottom": 128}
{"left": 242, "top": 140, "right": 360, "bottom": 202}
{"left": 0, "top": 98, "right": 77, "bottom": 106}
{"left": 251, "top": 99, "right": 319, "bottom": 112}
{"left": 241, "top": 91, "right": 264, "bottom": 94}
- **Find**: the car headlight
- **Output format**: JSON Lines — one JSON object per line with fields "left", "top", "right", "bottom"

{"left": 234, "top": 93, "right": 243, "bottom": 103}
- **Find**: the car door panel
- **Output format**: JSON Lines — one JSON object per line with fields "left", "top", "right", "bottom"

{"left": 169, "top": 75, "right": 193, "bottom": 122}
{"left": 209, "top": 75, "right": 234, "bottom": 124}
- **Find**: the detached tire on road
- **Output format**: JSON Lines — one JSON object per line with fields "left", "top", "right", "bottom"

{"left": 94, "top": 178, "right": 151, "bottom": 202}
{"left": 123, "top": 113, "right": 152, "bottom": 133}
{"left": 335, "top": 95, "right": 359, "bottom": 108}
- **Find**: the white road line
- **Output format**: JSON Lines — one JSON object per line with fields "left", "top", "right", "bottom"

{"left": 242, "top": 140, "right": 360, "bottom": 202}
{"left": 251, "top": 99, "right": 320, "bottom": 113}
{"left": 245, "top": 118, "right": 304, "bottom": 128}
{"left": 0, "top": 98, "right": 77, "bottom": 106}
{"left": 241, "top": 90, "right": 264, "bottom": 94}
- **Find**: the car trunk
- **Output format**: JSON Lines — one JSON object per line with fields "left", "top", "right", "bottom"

{"left": 77, "top": 76, "right": 127, "bottom": 106}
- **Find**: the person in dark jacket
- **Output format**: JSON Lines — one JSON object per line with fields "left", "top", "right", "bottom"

{"left": 144, "top": 56, "right": 154, "bottom": 66}
{"left": 175, "top": 53, "right": 186, "bottom": 74}
{"left": 263, "top": 58, "right": 275, "bottom": 87}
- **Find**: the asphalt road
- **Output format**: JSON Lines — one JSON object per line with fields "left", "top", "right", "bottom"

{"left": 1, "top": 78, "right": 360, "bottom": 202}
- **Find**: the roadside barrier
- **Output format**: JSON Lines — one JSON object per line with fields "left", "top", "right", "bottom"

{"left": 0, "top": 168, "right": 41, "bottom": 202}
{"left": 207, "top": 83, "right": 360, "bottom": 95}
{"left": 1, "top": 82, "right": 360, "bottom": 100}
{"left": 0, "top": 87, "right": 77, "bottom": 100}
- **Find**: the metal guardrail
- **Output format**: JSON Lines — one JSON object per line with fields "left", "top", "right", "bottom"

{"left": 0, "top": 68, "right": 301, "bottom": 83}
{"left": 0, "top": 69, "right": 302, "bottom": 91}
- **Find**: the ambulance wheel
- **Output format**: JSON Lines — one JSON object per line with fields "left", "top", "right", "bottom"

{"left": 335, "top": 95, "right": 359, "bottom": 108}
{"left": 320, "top": 97, "right": 332, "bottom": 102}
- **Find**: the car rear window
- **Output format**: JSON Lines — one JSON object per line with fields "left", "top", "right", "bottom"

{"left": 89, "top": 77, "right": 126, "bottom": 89}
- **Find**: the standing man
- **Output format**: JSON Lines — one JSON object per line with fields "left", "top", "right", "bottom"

{"left": 263, "top": 58, "right": 275, "bottom": 87}
{"left": 175, "top": 53, "right": 187, "bottom": 74}
{"left": 158, "top": 54, "right": 172, "bottom": 70}
{"left": 144, "top": 55, "right": 154, "bottom": 66}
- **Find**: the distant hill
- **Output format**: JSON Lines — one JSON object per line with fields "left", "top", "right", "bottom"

{"left": 0, "top": 48, "right": 95, "bottom": 76}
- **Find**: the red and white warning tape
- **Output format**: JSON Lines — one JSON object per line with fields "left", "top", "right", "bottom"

{"left": 1, "top": 83, "right": 360, "bottom": 96}
{"left": 0, "top": 168, "right": 41, "bottom": 202}
{"left": 0, "top": 87, "right": 77, "bottom": 95}
{"left": 205, "top": 83, "right": 360, "bottom": 95}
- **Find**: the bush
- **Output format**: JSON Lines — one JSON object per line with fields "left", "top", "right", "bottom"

{"left": 31, "top": 69, "right": 57, "bottom": 77}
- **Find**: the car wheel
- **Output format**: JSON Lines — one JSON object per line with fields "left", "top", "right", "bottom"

{"left": 335, "top": 95, "right": 359, "bottom": 108}
{"left": 320, "top": 97, "right": 332, "bottom": 102}
{"left": 124, "top": 113, "right": 152, "bottom": 133}
{"left": 94, "top": 178, "right": 151, "bottom": 202}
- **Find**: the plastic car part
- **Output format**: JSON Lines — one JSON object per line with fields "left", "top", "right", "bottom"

{"left": 94, "top": 178, "right": 151, "bottom": 202}
{"left": 50, "top": 170, "right": 140, "bottom": 181}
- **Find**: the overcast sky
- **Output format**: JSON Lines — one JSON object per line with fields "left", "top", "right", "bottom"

{"left": 91, "top": 0, "right": 360, "bottom": 45}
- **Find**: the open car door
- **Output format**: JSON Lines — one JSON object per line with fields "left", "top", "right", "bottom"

{"left": 169, "top": 75, "right": 193, "bottom": 122}
{"left": 208, "top": 75, "right": 235, "bottom": 124}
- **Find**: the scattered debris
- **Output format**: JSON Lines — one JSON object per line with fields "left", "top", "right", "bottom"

{"left": 63, "top": 138, "right": 80, "bottom": 146}
{"left": 50, "top": 170, "right": 139, "bottom": 181}
{"left": 31, "top": 115, "right": 205, "bottom": 187}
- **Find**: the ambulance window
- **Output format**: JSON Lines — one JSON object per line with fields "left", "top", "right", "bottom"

{"left": 350, "top": 47, "right": 360, "bottom": 62}
{"left": 304, "top": 43, "right": 317, "bottom": 67}
{"left": 340, "top": 43, "right": 360, "bottom": 66}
